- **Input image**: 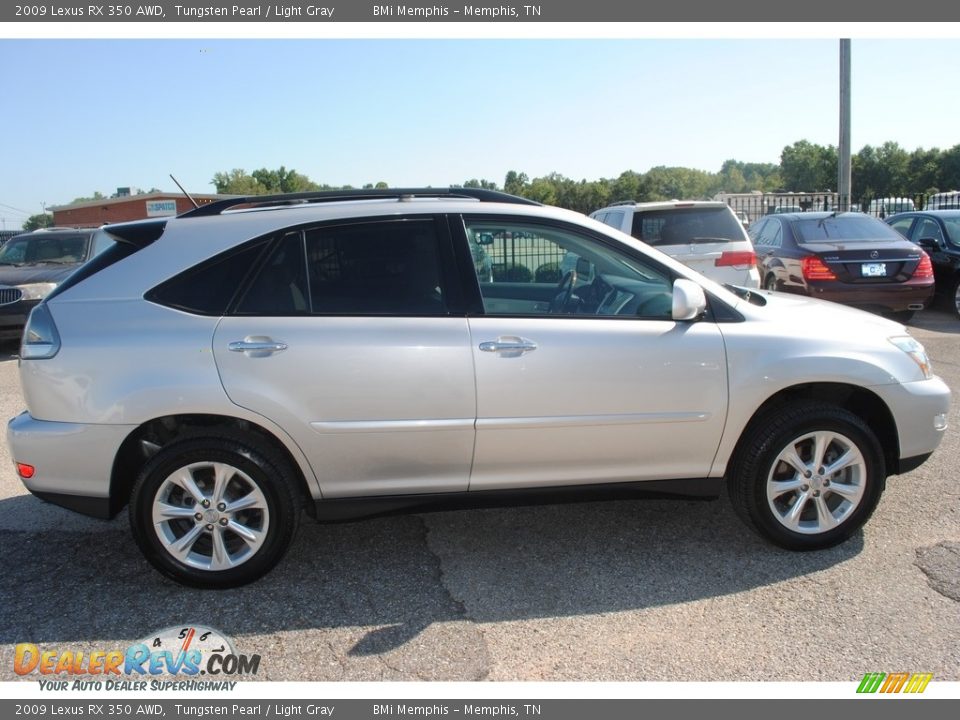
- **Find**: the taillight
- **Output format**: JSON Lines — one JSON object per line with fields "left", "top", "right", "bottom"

{"left": 16, "top": 463, "right": 35, "bottom": 479}
{"left": 20, "top": 303, "right": 61, "bottom": 360}
{"left": 715, "top": 250, "right": 757, "bottom": 268}
{"left": 913, "top": 252, "right": 934, "bottom": 280}
{"left": 801, "top": 256, "right": 837, "bottom": 281}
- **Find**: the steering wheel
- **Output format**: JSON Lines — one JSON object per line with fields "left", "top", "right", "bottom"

{"left": 550, "top": 269, "right": 578, "bottom": 314}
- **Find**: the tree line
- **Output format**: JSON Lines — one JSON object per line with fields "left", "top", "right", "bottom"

{"left": 210, "top": 141, "right": 960, "bottom": 216}
{"left": 22, "top": 139, "right": 960, "bottom": 231}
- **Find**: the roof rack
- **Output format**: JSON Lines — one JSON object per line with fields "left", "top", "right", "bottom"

{"left": 178, "top": 187, "right": 541, "bottom": 218}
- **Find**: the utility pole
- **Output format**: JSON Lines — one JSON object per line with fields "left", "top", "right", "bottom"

{"left": 838, "top": 39, "right": 852, "bottom": 211}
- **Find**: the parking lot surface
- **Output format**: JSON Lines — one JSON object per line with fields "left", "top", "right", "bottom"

{"left": 1, "top": 310, "right": 958, "bottom": 682}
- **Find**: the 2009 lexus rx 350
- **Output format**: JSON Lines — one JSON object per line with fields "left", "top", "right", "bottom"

{"left": 7, "top": 189, "right": 950, "bottom": 588}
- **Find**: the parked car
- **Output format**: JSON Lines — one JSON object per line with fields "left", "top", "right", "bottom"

{"left": 924, "top": 191, "right": 960, "bottom": 211}
{"left": 749, "top": 212, "right": 934, "bottom": 321}
{"left": 590, "top": 200, "right": 760, "bottom": 288}
{"left": 8, "top": 189, "right": 949, "bottom": 588}
{"left": 886, "top": 210, "right": 960, "bottom": 316}
{"left": 867, "top": 197, "right": 915, "bottom": 218}
{"left": 0, "top": 227, "right": 111, "bottom": 340}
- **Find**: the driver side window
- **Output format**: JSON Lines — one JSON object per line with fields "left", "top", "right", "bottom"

{"left": 463, "top": 218, "right": 674, "bottom": 319}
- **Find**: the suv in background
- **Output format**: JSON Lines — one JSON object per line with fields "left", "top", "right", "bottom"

{"left": 0, "top": 227, "right": 109, "bottom": 340}
{"left": 7, "top": 189, "right": 948, "bottom": 588}
{"left": 590, "top": 200, "right": 760, "bottom": 288}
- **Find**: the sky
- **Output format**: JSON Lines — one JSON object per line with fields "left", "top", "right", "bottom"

{"left": 1, "top": 36, "right": 959, "bottom": 229}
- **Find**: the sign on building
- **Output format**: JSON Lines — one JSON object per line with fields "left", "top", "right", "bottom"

{"left": 145, "top": 200, "right": 178, "bottom": 217}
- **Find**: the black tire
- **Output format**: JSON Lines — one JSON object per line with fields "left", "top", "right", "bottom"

{"left": 950, "top": 276, "right": 960, "bottom": 319}
{"left": 764, "top": 274, "right": 778, "bottom": 291}
{"left": 728, "top": 401, "right": 885, "bottom": 551}
{"left": 129, "top": 434, "right": 301, "bottom": 588}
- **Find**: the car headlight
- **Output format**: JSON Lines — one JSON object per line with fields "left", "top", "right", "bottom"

{"left": 16, "top": 282, "right": 58, "bottom": 301}
{"left": 889, "top": 335, "right": 933, "bottom": 380}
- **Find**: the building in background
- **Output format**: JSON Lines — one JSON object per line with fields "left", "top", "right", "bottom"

{"left": 50, "top": 189, "right": 231, "bottom": 227}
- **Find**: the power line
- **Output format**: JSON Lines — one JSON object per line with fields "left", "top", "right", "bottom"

{"left": 0, "top": 202, "right": 32, "bottom": 215}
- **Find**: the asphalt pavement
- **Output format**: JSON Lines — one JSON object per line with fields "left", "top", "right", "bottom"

{"left": 0, "top": 309, "right": 957, "bottom": 682}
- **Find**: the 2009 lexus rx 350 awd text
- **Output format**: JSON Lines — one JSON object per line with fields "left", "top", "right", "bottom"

{"left": 7, "top": 189, "right": 951, "bottom": 588}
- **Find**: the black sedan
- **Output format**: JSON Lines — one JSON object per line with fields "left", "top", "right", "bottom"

{"left": 0, "top": 227, "right": 108, "bottom": 340}
{"left": 748, "top": 212, "right": 934, "bottom": 321}
{"left": 886, "top": 210, "right": 960, "bottom": 317}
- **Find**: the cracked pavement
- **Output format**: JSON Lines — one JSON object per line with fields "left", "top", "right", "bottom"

{"left": 1, "top": 309, "right": 958, "bottom": 682}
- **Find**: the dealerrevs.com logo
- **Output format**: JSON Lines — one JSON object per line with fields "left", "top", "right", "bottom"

{"left": 14, "top": 626, "right": 259, "bottom": 691}
{"left": 857, "top": 672, "right": 933, "bottom": 694}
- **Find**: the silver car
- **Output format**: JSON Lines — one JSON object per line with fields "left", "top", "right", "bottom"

{"left": 7, "top": 189, "right": 950, "bottom": 588}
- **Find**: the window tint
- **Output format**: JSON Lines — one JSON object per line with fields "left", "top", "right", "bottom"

{"left": 888, "top": 216, "right": 914, "bottom": 239}
{"left": 794, "top": 216, "right": 901, "bottom": 243}
{"left": 0, "top": 233, "right": 89, "bottom": 265}
{"left": 236, "top": 233, "right": 309, "bottom": 315}
{"left": 913, "top": 218, "right": 945, "bottom": 245}
{"left": 148, "top": 240, "right": 269, "bottom": 315}
{"left": 631, "top": 207, "right": 746, "bottom": 247}
{"left": 304, "top": 219, "right": 446, "bottom": 316}
{"left": 464, "top": 219, "right": 674, "bottom": 319}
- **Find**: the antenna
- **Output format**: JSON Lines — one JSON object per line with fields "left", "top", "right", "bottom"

{"left": 169, "top": 174, "right": 199, "bottom": 209}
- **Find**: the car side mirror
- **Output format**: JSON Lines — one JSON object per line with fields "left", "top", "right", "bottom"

{"left": 478, "top": 233, "right": 495, "bottom": 246}
{"left": 672, "top": 279, "right": 707, "bottom": 321}
{"left": 916, "top": 237, "right": 940, "bottom": 252}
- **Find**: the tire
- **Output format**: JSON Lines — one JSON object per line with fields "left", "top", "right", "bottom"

{"left": 129, "top": 434, "right": 301, "bottom": 588}
{"left": 764, "top": 275, "right": 778, "bottom": 291}
{"left": 950, "top": 276, "right": 960, "bottom": 319}
{"left": 728, "top": 401, "right": 885, "bottom": 550}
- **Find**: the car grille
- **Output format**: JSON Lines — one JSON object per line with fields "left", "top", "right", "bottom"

{"left": 0, "top": 288, "right": 24, "bottom": 306}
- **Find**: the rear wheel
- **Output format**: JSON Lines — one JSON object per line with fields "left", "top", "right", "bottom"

{"left": 728, "top": 402, "right": 885, "bottom": 550}
{"left": 951, "top": 276, "right": 960, "bottom": 318}
{"left": 764, "top": 274, "right": 778, "bottom": 291}
{"left": 129, "top": 434, "right": 300, "bottom": 588}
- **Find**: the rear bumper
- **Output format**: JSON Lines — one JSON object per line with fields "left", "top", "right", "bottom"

{"left": 806, "top": 281, "right": 934, "bottom": 312}
{"left": 6, "top": 412, "right": 135, "bottom": 518}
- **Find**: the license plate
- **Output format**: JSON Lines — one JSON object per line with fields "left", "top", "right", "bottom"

{"left": 861, "top": 262, "right": 887, "bottom": 277}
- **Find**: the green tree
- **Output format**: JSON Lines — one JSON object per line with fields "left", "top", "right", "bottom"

{"left": 23, "top": 213, "right": 54, "bottom": 231}
{"left": 211, "top": 169, "right": 266, "bottom": 195}
{"left": 503, "top": 170, "right": 529, "bottom": 196}
{"left": 780, "top": 140, "right": 837, "bottom": 191}
{"left": 71, "top": 191, "right": 106, "bottom": 204}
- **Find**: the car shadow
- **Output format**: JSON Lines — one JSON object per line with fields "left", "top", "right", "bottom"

{"left": 0, "top": 490, "right": 862, "bottom": 672}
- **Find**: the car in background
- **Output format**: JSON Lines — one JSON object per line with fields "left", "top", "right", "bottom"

{"left": 867, "top": 197, "right": 915, "bottom": 218}
{"left": 590, "top": 200, "right": 760, "bottom": 288}
{"left": 0, "top": 227, "right": 111, "bottom": 340}
{"left": 886, "top": 210, "right": 960, "bottom": 317}
{"left": 925, "top": 191, "right": 960, "bottom": 210}
{"left": 750, "top": 212, "right": 934, "bottom": 321}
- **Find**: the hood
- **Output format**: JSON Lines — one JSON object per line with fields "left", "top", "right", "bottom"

{"left": 0, "top": 264, "right": 79, "bottom": 286}
{"left": 745, "top": 289, "right": 905, "bottom": 336}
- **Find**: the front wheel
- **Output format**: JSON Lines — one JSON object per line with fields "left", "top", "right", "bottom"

{"left": 728, "top": 402, "right": 885, "bottom": 550}
{"left": 129, "top": 435, "right": 301, "bottom": 588}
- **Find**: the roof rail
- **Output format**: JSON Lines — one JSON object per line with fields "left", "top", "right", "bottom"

{"left": 607, "top": 200, "right": 638, "bottom": 207}
{"left": 178, "top": 187, "right": 541, "bottom": 218}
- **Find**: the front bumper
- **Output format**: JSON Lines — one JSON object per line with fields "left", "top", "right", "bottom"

{"left": 872, "top": 376, "right": 951, "bottom": 470}
{"left": 0, "top": 299, "right": 38, "bottom": 340}
{"left": 6, "top": 412, "right": 135, "bottom": 518}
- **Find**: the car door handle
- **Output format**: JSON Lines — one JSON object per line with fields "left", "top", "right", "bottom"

{"left": 228, "top": 337, "right": 288, "bottom": 356}
{"left": 479, "top": 337, "right": 538, "bottom": 357}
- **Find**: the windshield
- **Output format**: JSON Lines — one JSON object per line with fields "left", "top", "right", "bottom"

{"left": 0, "top": 234, "right": 88, "bottom": 266}
{"left": 794, "top": 215, "right": 901, "bottom": 243}
{"left": 631, "top": 207, "right": 746, "bottom": 247}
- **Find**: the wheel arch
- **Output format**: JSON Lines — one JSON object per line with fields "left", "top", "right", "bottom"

{"left": 108, "top": 413, "right": 317, "bottom": 519}
{"left": 725, "top": 382, "right": 899, "bottom": 480}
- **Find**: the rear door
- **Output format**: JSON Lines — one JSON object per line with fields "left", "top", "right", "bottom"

{"left": 213, "top": 216, "right": 476, "bottom": 498}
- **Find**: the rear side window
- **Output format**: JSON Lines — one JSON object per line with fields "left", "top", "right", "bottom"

{"left": 147, "top": 240, "right": 269, "bottom": 315}
{"left": 303, "top": 219, "right": 446, "bottom": 316}
{"left": 631, "top": 207, "right": 746, "bottom": 247}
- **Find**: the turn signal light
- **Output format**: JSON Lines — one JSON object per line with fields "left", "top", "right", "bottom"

{"left": 801, "top": 256, "right": 837, "bottom": 281}
{"left": 715, "top": 251, "right": 757, "bottom": 268}
{"left": 16, "top": 463, "right": 35, "bottom": 479}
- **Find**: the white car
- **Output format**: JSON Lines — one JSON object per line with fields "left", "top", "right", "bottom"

{"left": 590, "top": 200, "right": 761, "bottom": 288}
{"left": 7, "top": 188, "right": 949, "bottom": 588}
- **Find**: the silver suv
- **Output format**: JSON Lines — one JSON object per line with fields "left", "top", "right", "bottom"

{"left": 7, "top": 189, "right": 950, "bottom": 588}
{"left": 590, "top": 200, "right": 761, "bottom": 288}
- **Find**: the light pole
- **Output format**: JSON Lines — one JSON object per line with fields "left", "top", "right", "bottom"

{"left": 838, "top": 40, "right": 852, "bottom": 211}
